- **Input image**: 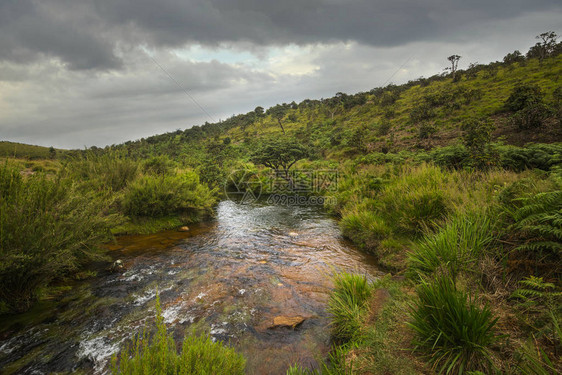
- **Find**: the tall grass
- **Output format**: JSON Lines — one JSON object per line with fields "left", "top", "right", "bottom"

{"left": 408, "top": 211, "right": 494, "bottom": 280}
{"left": 64, "top": 152, "right": 139, "bottom": 193}
{"left": 122, "top": 171, "right": 216, "bottom": 218}
{"left": 0, "top": 163, "right": 113, "bottom": 312}
{"left": 111, "top": 296, "right": 245, "bottom": 375}
{"left": 328, "top": 272, "right": 373, "bottom": 342}
{"left": 379, "top": 164, "right": 450, "bottom": 236}
{"left": 286, "top": 345, "right": 354, "bottom": 374}
{"left": 408, "top": 277, "right": 498, "bottom": 374}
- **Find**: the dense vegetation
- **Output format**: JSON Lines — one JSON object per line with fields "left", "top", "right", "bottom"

{"left": 1, "top": 33, "right": 561, "bottom": 373}
{"left": 0, "top": 154, "right": 216, "bottom": 313}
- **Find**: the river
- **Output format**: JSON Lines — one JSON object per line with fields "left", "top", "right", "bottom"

{"left": 0, "top": 200, "right": 381, "bottom": 374}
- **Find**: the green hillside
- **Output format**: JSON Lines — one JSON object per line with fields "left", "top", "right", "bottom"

{"left": 0, "top": 141, "right": 62, "bottom": 159}
{"left": 118, "top": 51, "right": 561, "bottom": 161}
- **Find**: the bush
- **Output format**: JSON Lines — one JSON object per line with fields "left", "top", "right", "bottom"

{"left": 409, "top": 277, "right": 498, "bottom": 374}
{"left": 418, "top": 122, "right": 437, "bottom": 140}
{"left": 123, "top": 172, "right": 215, "bottom": 218}
{"left": 142, "top": 156, "right": 176, "bottom": 175}
{"left": 111, "top": 296, "right": 245, "bottom": 374}
{"left": 497, "top": 143, "right": 562, "bottom": 172}
{"left": 505, "top": 83, "right": 544, "bottom": 112}
{"left": 0, "top": 163, "right": 112, "bottom": 312}
{"left": 410, "top": 104, "right": 435, "bottom": 123}
{"left": 461, "top": 118, "right": 496, "bottom": 169}
{"left": 408, "top": 212, "right": 494, "bottom": 280}
{"left": 510, "top": 102, "right": 550, "bottom": 130}
{"left": 430, "top": 145, "right": 470, "bottom": 169}
{"left": 505, "top": 83, "right": 549, "bottom": 129}
{"left": 328, "top": 272, "right": 373, "bottom": 342}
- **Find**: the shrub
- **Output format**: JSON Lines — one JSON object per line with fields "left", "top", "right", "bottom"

{"left": 111, "top": 296, "right": 245, "bottom": 374}
{"left": 376, "top": 120, "right": 392, "bottom": 136}
{"left": 410, "top": 104, "right": 435, "bottom": 123}
{"left": 497, "top": 143, "right": 562, "bottom": 172}
{"left": 418, "top": 122, "right": 437, "bottom": 140}
{"left": 461, "top": 118, "right": 496, "bottom": 169}
{"left": 0, "top": 163, "right": 112, "bottom": 312}
{"left": 510, "top": 102, "right": 550, "bottom": 130}
{"left": 505, "top": 83, "right": 544, "bottom": 112}
{"left": 123, "top": 172, "right": 215, "bottom": 218}
{"left": 430, "top": 145, "right": 470, "bottom": 169}
{"left": 409, "top": 277, "right": 498, "bottom": 374}
{"left": 505, "top": 83, "right": 549, "bottom": 129}
{"left": 142, "top": 156, "right": 176, "bottom": 175}
{"left": 408, "top": 212, "right": 494, "bottom": 280}
{"left": 328, "top": 272, "right": 373, "bottom": 342}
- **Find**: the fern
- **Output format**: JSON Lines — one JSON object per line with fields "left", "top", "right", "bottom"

{"left": 511, "top": 188, "right": 562, "bottom": 273}
{"left": 511, "top": 276, "right": 560, "bottom": 307}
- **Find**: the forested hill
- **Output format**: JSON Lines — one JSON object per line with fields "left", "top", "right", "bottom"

{"left": 116, "top": 40, "right": 562, "bottom": 160}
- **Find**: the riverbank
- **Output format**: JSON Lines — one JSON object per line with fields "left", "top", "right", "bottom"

{"left": 304, "top": 161, "right": 562, "bottom": 374}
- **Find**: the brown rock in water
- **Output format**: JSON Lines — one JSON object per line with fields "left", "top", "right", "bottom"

{"left": 178, "top": 226, "right": 190, "bottom": 232}
{"left": 110, "top": 259, "right": 125, "bottom": 272}
{"left": 270, "top": 316, "right": 306, "bottom": 329}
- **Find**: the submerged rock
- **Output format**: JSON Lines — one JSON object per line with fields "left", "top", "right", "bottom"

{"left": 110, "top": 259, "right": 124, "bottom": 272}
{"left": 270, "top": 316, "right": 306, "bottom": 329}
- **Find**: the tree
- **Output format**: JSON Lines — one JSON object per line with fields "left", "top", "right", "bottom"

{"left": 447, "top": 55, "right": 461, "bottom": 80}
{"left": 505, "top": 83, "right": 548, "bottom": 129}
{"left": 254, "top": 106, "right": 264, "bottom": 116}
{"left": 251, "top": 138, "right": 308, "bottom": 190}
{"left": 267, "top": 105, "right": 287, "bottom": 134}
{"left": 461, "top": 117, "right": 496, "bottom": 169}
{"left": 503, "top": 50, "right": 525, "bottom": 64}
{"left": 48, "top": 146, "right": 56, "bottom": 159}
{"left": 527, "top": 31, "right": 558, "bottom": 62}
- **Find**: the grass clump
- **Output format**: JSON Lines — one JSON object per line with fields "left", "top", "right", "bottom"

{"left": 408, "top": 277, "right": 498, "bottom": 374}
{"left": 111, "top": 296, "right": 245, "bottom": 375}
{"left": 328, "top": 272, "right": 373, "bottom": 343}
{"left": 408, "top": 211, "right": 494, "bottom": 281}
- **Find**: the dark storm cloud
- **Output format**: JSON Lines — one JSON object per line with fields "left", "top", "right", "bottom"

{"left": 1, "top": 0, "right": 560, "bottom": 70}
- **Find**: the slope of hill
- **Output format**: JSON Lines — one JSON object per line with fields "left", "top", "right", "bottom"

{"left": 118, "top": 51, "right": 561, "bottom": 161}
{"left": 0, "top": 141, "right": 62, "bottom": 159}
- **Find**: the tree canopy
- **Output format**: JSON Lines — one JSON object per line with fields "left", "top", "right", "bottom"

{"left": 250, "top": 138, "right": 308, "bottom": 175}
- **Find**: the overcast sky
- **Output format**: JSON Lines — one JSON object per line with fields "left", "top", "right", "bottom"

{"left": 1, "top": 0, "right": 561, "bottom": 149}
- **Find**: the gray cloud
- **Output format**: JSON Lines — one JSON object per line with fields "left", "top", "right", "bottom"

{"left": 1, "top": 0, "right": 560, "bottom": 70}
{"left": 0, "top": 0, "right": 561, "bottom": 148}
